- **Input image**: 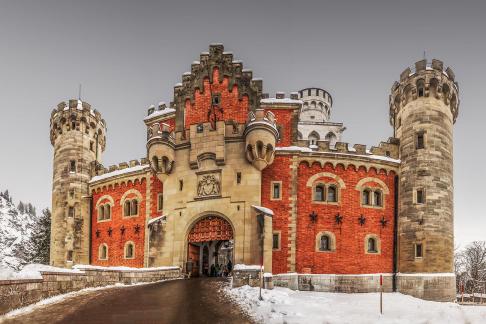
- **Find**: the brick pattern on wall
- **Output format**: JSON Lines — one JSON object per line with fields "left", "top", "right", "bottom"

{"left": 295, "top": 162, "right": 396, "bottom": 274}
{"left": 184, "top": 68, "right": 249, "bottom": 128}
{"left": 91, "top": 179, "right": 147, "bottom": 267}
{"left": 262, "top": 156, "right": 292, "bottom": 274}
{"left": 265, "top": 109, "right": 294, "bottom": 147}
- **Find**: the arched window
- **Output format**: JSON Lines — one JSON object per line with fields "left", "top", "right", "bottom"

{"left": 104, "top": 204, "right": 111, "bottom": 219}
{"left": 367, "top": 237, "right": 377, "bottom": 253}
{"left": 125, "top": 242, "right": 135, "bottom": 259}
{"left": 131, "top": 200, "right": 138, "bottom": 216}
{"left": 99, "top": 244, "right": 108, "bottom": 260}
{"left": 325, "top": 132, "right": 337, "bottom": 146}
{"left": 374, "top": 190, "right": 382, "bottom": 207}
{"left": 124, "top": 200, "right": 131, "bottom": 216}
{"left": 320, "top": 235, "right": 330, "bottom": 251}
{"left": 362, "top": 189, "right": 371, "bottom": 205}
{"left": 99, "top": 206, "right": 104, "bottom": 220}
{"left": 327, "top": 185, "right": 337, "bottom": 202}
{"left": 314, "top": 185, "right": 325, "bottom": 201}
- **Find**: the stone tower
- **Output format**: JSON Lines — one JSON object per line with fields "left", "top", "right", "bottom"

{"left": 49, "top": 99, "right": 106, "bottom": 267}
{"left": 390, "top": 59, "right": 459, "bottom": 301}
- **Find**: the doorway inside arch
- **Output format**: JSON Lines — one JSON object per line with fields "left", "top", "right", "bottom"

{"left": 186, "top": 215, "right": 234, "bottom": 277}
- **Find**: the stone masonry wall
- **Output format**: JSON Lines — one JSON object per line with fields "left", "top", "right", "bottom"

{"left": 0, "top": 267, "right": 181, "bottom": 315}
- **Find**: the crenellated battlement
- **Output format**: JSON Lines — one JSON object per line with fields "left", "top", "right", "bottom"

{"left": 49, "top": 99, "right": 107, "bottom": 151}
{"left": 389, "top": 59, "right": 459, "bottom": 126}
{"left": 144, "top": 102, "right": 176, "bottom": 123}
{"left": 172, "top": 44, "right": 263, "bottom": 132}
{"left": 283, "top": 137, "right": 400, "bottom": 161}
{"left": 92, "top": 158, "right": 150, "bottom": 178}
{"left": 260, "top": 92, "right": 302, "bottom": 105}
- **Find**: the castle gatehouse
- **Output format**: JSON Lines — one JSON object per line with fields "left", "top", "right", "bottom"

{"left": 49, "top": 44, "right": 459, "bottom": 301}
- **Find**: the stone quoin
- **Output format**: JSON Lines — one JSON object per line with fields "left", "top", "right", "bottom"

{"left": 49, "top": 44, "right": 459, "bottom": 301}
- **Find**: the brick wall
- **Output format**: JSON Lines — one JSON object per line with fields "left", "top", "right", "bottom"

{"left": 265, "top": 109, "right": 294, "bottom": 147}
{"left": 295, "top": 162, "right": 396, "bottom": 274}
{"left": 184, "top": 68, "right": 249, "bottom": 128}
{"left": 262, "top": 156, "right": 292, "bottom": 274}
{"left": 91, "top": 179, "right": 148, "bottom": 267}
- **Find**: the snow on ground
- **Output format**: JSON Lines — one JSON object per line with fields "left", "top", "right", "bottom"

{"left": 222, "top": 285, "right": 486, "bottom": 324}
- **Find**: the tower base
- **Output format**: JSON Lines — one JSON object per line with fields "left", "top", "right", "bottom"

{"left": 397, "top": 273, "right": 456, "bottom": 302}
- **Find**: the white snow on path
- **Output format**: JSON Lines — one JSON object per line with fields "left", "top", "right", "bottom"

{"left": 222, "top": 285, "right": 486, "bottom": 324}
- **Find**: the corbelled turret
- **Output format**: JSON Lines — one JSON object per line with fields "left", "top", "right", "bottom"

{"left": 244, "top": 109, "right": 278, "bottom": 171}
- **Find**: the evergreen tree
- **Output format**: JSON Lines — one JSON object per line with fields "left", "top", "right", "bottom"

{"left": 24, "top": 208, "right": 51, "bottom": 265}
{"left": 17, "top": 201, "right": 25, "bottom": 214}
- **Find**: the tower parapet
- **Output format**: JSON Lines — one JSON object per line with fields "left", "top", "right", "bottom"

{"left": 298, "top": 87, "right": 333, "bottom": 122}
{"left": 50, "top": 99, "right": 107, "bottom": 267}
{"left": 390, "top": 59, "right": 459, "bottom": 301}
{"left": 244, "top": 109, "right": 278, "bottom": 171}
{"left": 147, "top": 121, "right": 175, "bottom": 182}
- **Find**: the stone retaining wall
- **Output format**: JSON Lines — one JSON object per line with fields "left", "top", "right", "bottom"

{"left": 0, "top": 266, "right": 181, "bottom": 315}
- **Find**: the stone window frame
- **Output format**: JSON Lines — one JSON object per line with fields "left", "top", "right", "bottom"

{"left": 414, "top": 187, "right": 426, "bottom": 205}
{"left": 272, "top": 231, "right": 281, "bottom": 251}
{"left": 356, "top": 178, "right": 389, "bottom": 209}
{"left": 157, "top": 193, "right": 163, "bottom": 212}
{"left": 414, "top": 242, "right": 424, "bottom": 260}
{"left": 96, "top": 195, "right": 114, "bottom": 222}
{"left": 315, "top": 231, "right": 336, "bottom": 253}
{"left": 69, "top": 160, "right": 76, "bottom": 173}
{"left": 364, "top": 234, "right": 381, "bottom": 255}
{"left": 270, "top": 181, "right": 282, "bottom": 201}
{"left": 124, "top": 241, "right": 135, "bottom": 259}
{"left": 415, "top": 130, "right": 426, "bottom": 150}
{"left": 98, "top": 243, "right": 108, "bottom": 260}
{"left": 307, "top": 172, "right": 346, "bottom": 206}
{"left": 120, "top": 189, "right": 142, "bottom": 218}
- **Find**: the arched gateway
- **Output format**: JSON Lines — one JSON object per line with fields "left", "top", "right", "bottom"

{"left": 186, "top": 216, "right": 234, "bottom": 277}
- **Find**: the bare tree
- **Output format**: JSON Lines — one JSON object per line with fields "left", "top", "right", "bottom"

{"left": 455, "top": 241, "right": 486, "bottom": 294}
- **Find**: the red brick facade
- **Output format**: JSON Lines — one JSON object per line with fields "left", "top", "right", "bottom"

{"left": 91, "top": 179, "right": 147, "bottom": 267}
{"left": 184, "top": 68, "right": 249, "bottom": 128}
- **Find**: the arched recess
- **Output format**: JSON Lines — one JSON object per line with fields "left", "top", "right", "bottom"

{"left": 120, "top": 189, "right": 143, "bottom": 205}
{"left": 186, "top": 214, "right": 234, "bottom": 243}
{"left": 355, "top": 177, "right": 390, "bottom": 194}
{"left": 95, "top": 195, "right": 114, "bottom": 208}
{"left": 306, "top": 172, "right": 346, "bottom": 189}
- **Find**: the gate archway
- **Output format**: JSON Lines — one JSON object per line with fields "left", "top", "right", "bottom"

{"left": 186, "top": 215, "right": 234, "bottom": 277}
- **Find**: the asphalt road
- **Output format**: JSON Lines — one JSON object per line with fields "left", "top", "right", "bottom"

{"left": 1, "top": 278, "right": 254, "bottom": 324}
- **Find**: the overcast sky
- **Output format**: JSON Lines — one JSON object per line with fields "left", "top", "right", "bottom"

{"left": 0, "top": 0, "right": 484, "bottom": 247}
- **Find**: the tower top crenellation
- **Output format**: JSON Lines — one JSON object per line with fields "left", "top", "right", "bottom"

{"left": 389, "top": 59, "right": 459, "bottom": 126}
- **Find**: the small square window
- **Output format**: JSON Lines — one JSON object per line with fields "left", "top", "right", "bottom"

{"left": 70, "top": 160, "right": 76, "bottom": 173}
{"left": 416, "top": 189, "right": 425, "bottom": 204}
{"left": 310, "top": 115, "right": 315, "bottom": 119}
{"left": 68, "top": 206, "right": 75, "bottom": 218}
{"left": 196, "top": 124, "right": 204, "bottom": 133}
{"left": 272, "top": 233, "right": 280, "bottom": 250}
{"left": 212, "top": 94, "right": 220, "bottom": 106}
{"left": 271, "top": 182, "right": 281, "bottom": 200}
{"left": 415, "top": 243, "right": 423, "bottom": 258}
{"left": 69, "top": 189, "right": 75, "bottom": 199}
{"left": 67, "top": 250, "right": 73, "bottom": 261}
{"left": 236, "top": 172, "right": 242, "bottom": 184}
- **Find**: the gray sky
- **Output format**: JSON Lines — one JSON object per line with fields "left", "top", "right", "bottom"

{"left": 0, "top": 0, "right": 484, "bottom": 247}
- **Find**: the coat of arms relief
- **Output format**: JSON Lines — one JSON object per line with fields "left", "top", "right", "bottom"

{"left": 197, "top": 174, "right": 221, "bottom": 197}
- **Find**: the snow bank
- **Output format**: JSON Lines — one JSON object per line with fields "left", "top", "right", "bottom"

{"left": 223, "top": 285, "right": 486, "bottom": 324}
{"left": 73, "top": 264, "right": 179, "bottom": 272}
{"left": 0, "top": 264, "right": 83, "bottom": 280}
{"left": 234, "top": 264, "right": 262, "bottom": 271}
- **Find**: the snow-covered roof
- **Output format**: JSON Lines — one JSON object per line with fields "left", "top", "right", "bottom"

{"left": 275, "top": 146, "right": 400, "bottom": 164}
{"left": 74, "top": 264, "right": 179, "bottom": 272}
{"left": 144, "top": 108, "right": 176, "bottom": 121}
{"left": 148, "top": 215, "right": 167, "bottom": 226}
{"left": 252, "top": 205, "right": 274, "bottom": 216}
{"left": 261, "top": 98, "right": 303, "bottom": 104}
{"left": 89, "top": 164, "right": 150, "bottom": 183}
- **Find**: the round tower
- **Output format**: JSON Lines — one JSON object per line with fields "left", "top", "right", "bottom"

{"left": 390, "top": 59, "right": 459, "bottom": 301}
{"left": 49, "top": 99, "right": 106, "bottom": 267}
{"left": 298, "top": 87, "right": 333, "bottom": 122}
